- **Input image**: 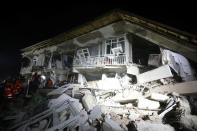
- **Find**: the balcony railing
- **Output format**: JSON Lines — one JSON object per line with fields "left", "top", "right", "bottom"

{"left": 73, "top": 55, "right": 127, "bottom": 67}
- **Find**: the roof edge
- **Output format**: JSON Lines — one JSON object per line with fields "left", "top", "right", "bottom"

{"left": 21, "top": 9, "right": 197, "bottom": 53}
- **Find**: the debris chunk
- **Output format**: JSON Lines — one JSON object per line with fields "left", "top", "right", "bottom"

{"left": 150, "top": 93, "right": 169, "bottom": 102}
{"left": 137, "top": 98, "right": 160, "bottom": 110}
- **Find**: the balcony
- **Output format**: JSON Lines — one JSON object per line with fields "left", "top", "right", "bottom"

{"left": 73, "top": 55, "right": 127, "bottom": 67}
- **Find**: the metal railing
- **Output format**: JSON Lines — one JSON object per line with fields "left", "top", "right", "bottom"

{"left": 73, "top": 55, "right": 127, "bottom": 67}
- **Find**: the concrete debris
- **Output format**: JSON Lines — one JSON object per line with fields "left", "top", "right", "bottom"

{"left": 5, "top": 78, "right": 197, "bottom": 131}
{"left": 2, "top": 50, "right": 197, "bottom": 131}
{"left": 3, "top": 78, "right": 197, "bottom": 131}
{"left": 137, "top": 98, "right": 160, "bottom": 110}
{"left": 3, "top": 13, "right": 197, "bottom": 131}
{"left": 150, "top": 93, "right": 169, "bottom": 102}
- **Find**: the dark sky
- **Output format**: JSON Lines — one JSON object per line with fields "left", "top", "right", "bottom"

{"left": 0, "top": 1, "right": 196, "bottom": 79}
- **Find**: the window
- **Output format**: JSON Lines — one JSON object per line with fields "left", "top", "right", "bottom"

{"left": 77, "top": 48, "right": 90, "bottom": 58}
{"left": 105, "top": 37, "right": 125, "bottom": 55}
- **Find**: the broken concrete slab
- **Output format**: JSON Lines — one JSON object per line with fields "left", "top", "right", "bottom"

{"left": 138, "top": 98, "right": 160, "bottom": 110}
{"left": 151, "top": 81, "right": 197, "bottom": 95}
{"left": 137, "top": 65, "right": 173, "bottom": 84}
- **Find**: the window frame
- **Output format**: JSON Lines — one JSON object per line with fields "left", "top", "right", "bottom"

{"left": 104, "top": 36, "right": 126, "bottom": 55}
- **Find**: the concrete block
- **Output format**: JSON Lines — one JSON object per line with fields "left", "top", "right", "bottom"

{"left": 150, "top": 93, "right": 169, "bottom": 102}
{"left": 138, "top": 98, "right": 160, "bottom": 110}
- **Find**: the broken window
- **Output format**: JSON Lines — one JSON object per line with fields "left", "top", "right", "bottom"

{"left": 77, "top": 48, "right": 90, "bottom": 58}
{"left": 132, "top": 35, "right": 160, "bottom": 65}
{"left": 105, "top": 37, "right": 125, "bottom": 55}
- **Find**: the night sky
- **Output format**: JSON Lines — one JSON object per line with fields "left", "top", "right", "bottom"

{"left": 0, "top": 1, "right": 196, "bottom": 80}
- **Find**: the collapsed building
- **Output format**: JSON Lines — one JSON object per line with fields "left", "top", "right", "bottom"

{"left": 3, "top": 10, "right": 197, "bottom": 131}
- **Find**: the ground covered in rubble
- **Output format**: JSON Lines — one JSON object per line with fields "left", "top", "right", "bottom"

{"left": 1, "top": 78, "right": 197, "bottom": 131}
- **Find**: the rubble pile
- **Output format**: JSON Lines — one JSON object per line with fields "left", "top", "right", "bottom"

{"left": 2, "top": 10, "right": 197, "bottom": 131}
{"left": 2, "top": 73, "right": 197, "bottom": 131}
